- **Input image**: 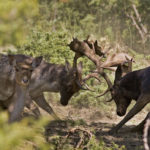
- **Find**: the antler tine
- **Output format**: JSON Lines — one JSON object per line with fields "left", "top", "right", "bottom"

{"left": 128, "top": 59, "right": 132, "bottom": 72}
{"left": 73, "top": 53, "right": 81, "bottom": 69}
{"left": 100, "top": 71, "right": 113, "bottom": 90}
{"left": 125, "top": 56, "right": 133, "bottom": 72}
{"left": 76, "top": 80, "right": 94, "bottom": 92}
{"left": 96, "top": 88, "right": 110, "bottom": 98}
{"left": 102, "top": 46, "right": 111, "bottom": 55}
{"left": 83, "top": 72, "right": 101, "bottom": 83}
{"left": 106, "top": 97, "right": 113, "bottom": 102}
{"left": 69, "top": 37, "right": 113, "bottom": 95}
{"left": 83, "top": 83, "right": 94, "bottom": 92}
{"left": 102, "top": 66, "right": 116, "bottom": 71}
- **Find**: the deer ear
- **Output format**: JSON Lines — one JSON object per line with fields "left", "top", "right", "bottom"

{"left": 8, "top": 54, "right": 16, "bottom": 66}
{"left": 114, "top": 64, "right": 122, "bottom": 84}
{"left": 94, "top": 40, "right": 98, "bottom": 46}
{"left": 65, "top": 60, "right": 71, "bottom": 72}
{"left": 32, "top": 56, "right": 43, "bottom": 68}
{"left": 73, "top": 37, "right": 79, "bottom": 42}
{"left": 77, "top": 61, "right": 83, "bottom": 73}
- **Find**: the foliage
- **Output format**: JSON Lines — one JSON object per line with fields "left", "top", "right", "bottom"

{"left": 48, "top": 129, "right": 126, "bottom": 150}
{"left": 18, "top": 29, "right": 73, "bottom": 64}
{"left": 87, "top": 136, "right": 126, "bottom": 150}
{"left": 36, "top": 0, "right": 150, "bottom": 53}
{"left": 1, "top": 0, "right": 150, "bottom": 53}
{"left": 0, "top": 112, "right": 52, "bottom": 150}
{"left": 0, "top": 0, "right": 39, "bottom": 46}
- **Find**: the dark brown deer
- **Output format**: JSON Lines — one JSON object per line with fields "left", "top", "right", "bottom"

{"left": 102, "top": 64, "right": 150, "bottom": 134}
{"left": 26, "top": 60, "right": 85, "bottom": 119}
{"left": 0, "top": 54, "right": 42, "bottom": 122}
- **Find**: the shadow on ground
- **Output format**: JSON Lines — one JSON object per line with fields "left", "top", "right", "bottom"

{"left": 44, "top": 119, "right": 149, "bottom": 150}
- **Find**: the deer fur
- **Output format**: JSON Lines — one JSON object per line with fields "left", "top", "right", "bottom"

{"left": 0, "top": 54, "right": 42, "bottom": 122}
{"left": 26, "top": 60, "right": 83, "bottom": 119}
{"left": 109, "top": 66, "right": 150, "bottom": 133}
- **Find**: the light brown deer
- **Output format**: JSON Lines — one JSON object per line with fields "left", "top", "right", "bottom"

{"left": 0, "top": 54, "right": 42, "bottom": 122}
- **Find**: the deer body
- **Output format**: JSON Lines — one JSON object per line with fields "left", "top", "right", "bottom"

{"left": 0, "top": 54, "right": 42, "bottom": 122}
{"left": 27, "top": 60, "right": 83, "bottom": 118}
{"left": 0, "top": 55, "right": 15, "bottom": 100}
{"left": 110, "top": 66, "right": 150, "bottom": 133}
{"left": 30, "top": 62, "right": 63, "bottom": 96}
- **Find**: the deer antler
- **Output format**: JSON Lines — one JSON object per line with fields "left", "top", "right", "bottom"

{"left": 83, "top": 72, "right": 101, "bottom": 83}
{"left": 106, "top": 97, "right": 113, "bottom": 102}
{"left": 96, "top": 88, "right": 110, "bottom": 98}
{"left": 68, "top": 38, "right": 113, "bottom": 92}
{"left": 68, "top": 38, "right": 133, "bottom": 99}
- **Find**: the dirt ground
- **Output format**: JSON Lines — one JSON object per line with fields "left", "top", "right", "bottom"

{"left": 38, "top": 102, "right": 150, "bottom": 150}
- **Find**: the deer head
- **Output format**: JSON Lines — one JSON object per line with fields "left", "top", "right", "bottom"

{"left": 59, "top": 60, "right": 83, "bottom": 106}
{"left": 8, "top": 54, "right": 43, "bottom": 87}
{"left": 102, "top": 59, "right": 133, "bottom": 116}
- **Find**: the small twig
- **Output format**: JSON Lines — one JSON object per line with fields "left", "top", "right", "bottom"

{"left": 65, "top": 127, "right": 93, "bottom": 149}
{"left": 132, "top": 4, "right": 148, "bottom": 34}
{"left": 76, "top": 132, "right": 84, "bottom": 149}
{"left": 126, "top": 13, "right": 146, "bottom": 43}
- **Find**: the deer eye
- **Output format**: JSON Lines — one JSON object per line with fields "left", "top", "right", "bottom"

{"left": 15, "top": 67, "right": 20, "bottom": 72}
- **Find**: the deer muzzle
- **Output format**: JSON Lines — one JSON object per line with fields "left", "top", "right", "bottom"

{"left": 22, "top": 76, "right": 29, "bottom": 84}
{"left": 116, "top": 106, "right": 127, "bottom": 116}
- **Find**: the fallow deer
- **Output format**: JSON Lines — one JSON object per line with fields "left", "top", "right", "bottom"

{"left": 104, "top": 65, "right": 150, "bottom": 134}
{"left": 21, "top": 37, "right": 134, "bottom": 121}
{"left": 0, "top": 54, "right": 42, "bottom": 122}
{"left": 25, "top": 60, "right": 85, "bottom": 119}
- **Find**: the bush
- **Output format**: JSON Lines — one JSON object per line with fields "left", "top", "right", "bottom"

{"left": 0, "top": 112, "right": 51, "bottom": 150}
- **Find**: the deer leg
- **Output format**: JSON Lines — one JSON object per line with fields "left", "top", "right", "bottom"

{"left": 26, "top": 100, "right": 41, "bottom": 117}
{"left": 33, "top": 94, "right": 60, "bottom": 120}
{"left": 131, "top": 112, "right": 150, "bottom": 133}
{"left": 109, "top": 94, "right": 150, "bottom": 134}
{"left": 8, "top": 87, "right": 27, "bottom": 123}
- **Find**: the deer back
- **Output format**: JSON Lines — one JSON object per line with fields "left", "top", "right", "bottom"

{"left": 29, "top": 60, "right": 83, "bottom": 106}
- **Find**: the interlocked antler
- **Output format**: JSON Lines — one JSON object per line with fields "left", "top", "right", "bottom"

{"left": 68, "top": 38, "right": 113, "bottom": 93}
{"left": 68, "top": 38, "right": 133, "bottom": 98}
{"left": 96, "top": 56, "right": 133, "bottom": 100}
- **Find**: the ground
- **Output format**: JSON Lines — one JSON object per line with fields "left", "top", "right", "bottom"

{"left": 35, "top": 100, "right": 150, "bottom": 150}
